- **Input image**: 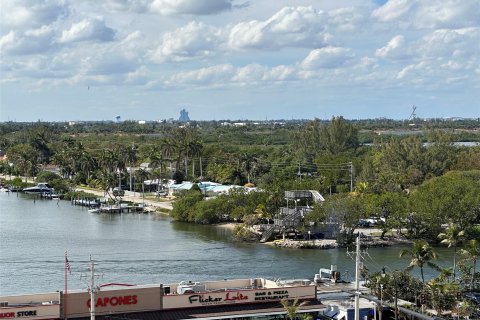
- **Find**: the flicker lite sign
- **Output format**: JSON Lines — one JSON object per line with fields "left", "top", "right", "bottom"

{"left": 187, "top": 289, "right": 290, "bottom": 306}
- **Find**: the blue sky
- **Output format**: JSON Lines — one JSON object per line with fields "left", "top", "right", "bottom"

{"left": 0, "top": 0, "right": 479, "bottom": 122}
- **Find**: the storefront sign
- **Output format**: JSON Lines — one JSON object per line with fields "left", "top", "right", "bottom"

{"left": 0, "top": 311, "right": 37, "bottom": 318}
{"left": 87, "top": 295, "right": 138, "bottom": 308}
{"left": 254, "top": 290, "right": 289, "bottom": 301}
{"left": 188, "top": 291, "right": 249, "bottom": 305}
{"left": 186, "top": 289, "right": 290, "bottom": 306}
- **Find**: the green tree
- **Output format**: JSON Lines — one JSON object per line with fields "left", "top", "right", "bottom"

{"left": 399, "top": 240, "right": 441, "bottom": 283}
{"left": 410, "top": 170, "right": 480, "bottom": 238}
{"left": 306, "top": 193, "right": 367, "bottom": 244}
{"left": 437, "top": 223, "right": 465, "bottom": 280}
{"left": 170, "top": 188, "right": 203, "bottom": 222}
{"left": 459, "top": 239, "right": 480, "bottom": 290}
{"left": 7, "top": 143, "right": 41, "bottom": 182}
{"left": 364, "top": 192, "right": 407, "bottom": 239}
{"left": 280, "top": 299, "right": 307, "bottom": 320}
{"left": 372, "top": 136, "right": 426, "bottom": 191}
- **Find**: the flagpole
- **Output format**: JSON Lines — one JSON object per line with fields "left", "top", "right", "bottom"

{"left": 65, "top": 251, "right": 68, "bottom": 320}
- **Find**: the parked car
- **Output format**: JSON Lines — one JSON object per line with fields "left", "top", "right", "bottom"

{"left": 155, "top": 190, "right": 168, "bottom": 197}
{"left": 113, "top": 187, "right": 125, "bottom": 197}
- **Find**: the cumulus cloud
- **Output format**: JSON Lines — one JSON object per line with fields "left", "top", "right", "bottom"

{"left": 103, "top": 0, "right": 151, "bottom": 13}
{"left": 415, "top": 28, "right": 480, "bottom": 61}
{"left": 58, "top": 18, "right": 116, "bottom": 43}
{"left": 0, "top": 26, "right": 56, "bottom": 55}
{"left": 151, "top": 21, "right": 221, "bottom": 62}
{"left": 168, "top": 64, "right": 235, "bottom": 86}
{"left": 327, "top": 7, "right": 365, "bottom": 32}
{"left": 375, "top": 35, "right": 408, "bottom": 59}
{"left": 395, "top": 28, "right": 480, "bottom": 83}
{"left": 150, "top": 0, "right": 233, "bottom": 15}
{"left": 0, "top": 0, "right": 68, "bottom": 29}
{"left": 372, "top": 0, "right": 480, "bottom": 29}
{"left": 228, "top": 6, "right": 329, "bottom": 50}
{"left": 371, "top": 0, "right": 412, "bottom": 22}
{"left": 301, "top": 47, "right": 353, "bottom": 69}
{"left": 232, "top": 64, "right": 296, "bottom": 84}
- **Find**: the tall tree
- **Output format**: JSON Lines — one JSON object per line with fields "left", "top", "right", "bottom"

{"left": 150, "top": 144, "right": 166, "bottom": 192}
{"left": 437, "top": 223, "right": 465, "bottom": 280}
{"left": 460, "top": 239, "right": 480, "bottom": 290}
{"left": 410, "top": 170, "right": 480, "bottom": 237}
{"left": 399, "top": 240, "right": 441, "bottom": 283}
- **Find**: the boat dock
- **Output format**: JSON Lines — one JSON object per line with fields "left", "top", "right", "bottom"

{"left": 93, "top": 204, "right": 146, "bottom": 213}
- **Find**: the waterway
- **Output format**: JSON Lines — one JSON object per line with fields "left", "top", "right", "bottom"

{"left": 0, "top": 192, "right": 455, "bottom": 296}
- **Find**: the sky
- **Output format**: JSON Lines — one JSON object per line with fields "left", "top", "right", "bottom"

{"left": 0, "top": 0, "right": 479, "bottom": 122}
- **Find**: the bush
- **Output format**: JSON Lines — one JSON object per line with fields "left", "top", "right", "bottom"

{"left": 36, "top": 171, "right": 62, "bottom": 183}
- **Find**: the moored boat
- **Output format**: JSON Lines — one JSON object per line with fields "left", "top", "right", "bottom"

{"left": 23, "top": 182, "right": 55, "bottom": 194}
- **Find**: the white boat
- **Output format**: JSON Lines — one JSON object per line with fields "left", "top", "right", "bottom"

{"left": 88, "top": 208, "right": 101, "bottom": 213}
{"left": 23, "top": 183, "right": 55, "bottom": 194}
{"left": 0, "top": 187, "right": 10, "bottom": 192}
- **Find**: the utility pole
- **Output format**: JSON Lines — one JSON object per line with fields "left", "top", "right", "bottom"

{"left": 354, "top": 235, "right": 360, "bottom": 320}
{"left": 81, "top": 256, "right": 102, "bottom": 320}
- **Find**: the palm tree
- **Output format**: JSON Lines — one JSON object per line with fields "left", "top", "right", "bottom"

{"left": 122, "top": 144, "right": 137, "bottom": 191}
{"left": 280, "top": 299, "right": 307, "bottom": 320}
{"left": 460, "top": 239, "right": 480, "bottom": 290}
{"left": 97, "top": 168, "right": 116, "bottom": 199}
{"left": 149, "top": 144, "right": 166, "bottom": 193}
{"left": 160, "top": 137, "right": 177, "bottom": 179}
{"left": 135, "top": 168, "right": 150, "bottom": 205}
{"left": 188, "top": 139, "right": 203, "bottom": 179}
{"left": 438, "top": 223, "right": 465, "bottom": 280}
{"left": 240, "top": 152, "right": 257, "bottom": 184}
{"left": 399, "top": 240, "right": 441, "bottom": 283}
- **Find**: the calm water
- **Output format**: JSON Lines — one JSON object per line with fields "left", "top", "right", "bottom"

{"left": 0, "top": 192, "right": 454, "bottom": 295}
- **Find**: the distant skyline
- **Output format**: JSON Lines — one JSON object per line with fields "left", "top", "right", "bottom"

{"left": 1, "top": 0, "right": 479, "bottom": 122}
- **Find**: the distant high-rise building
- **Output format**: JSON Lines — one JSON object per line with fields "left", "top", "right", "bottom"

{"left": 179, "top": 109, "right": 190, "bottom": 122}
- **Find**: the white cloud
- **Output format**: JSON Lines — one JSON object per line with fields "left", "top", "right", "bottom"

{"left": 327, "top": 7, "right": 365, "bottom": 32}
{"left": 149, "top": 0, "right": 233, "bottom": 15}
{"left": 301, "top": 47, "right": 353, "bottom": 69}
{"left": 168, "top": 64, "right": 235, "bottom": 86}
{"left": 0, "top": 0, "right": 68, "bottom": 29}
{"left": 103, "top": 0, "right": 151, "bottom": 13}
{"left": 0, "top": 26, "right": 56, "bottom": 55}
{"left": 395, "top": 28, "right": 480, "bottom": 83}
{"left": 416, "top": 28, "right": 480, "bottom": 60}
{"left": 372, "top": 0, "right": 480, "bottom": 29}
{"left": 59, "top": 18, "right": 116, "bottom": 43}
{"left": 371, "top": 0, "right": 412, "bottom": 22}
{"left": 228, "top": 6, "right": 329, "bottom": 50}
{"left": 151, "top": 21, "right": 221, "bottom": 62}
{"left": 375, "top": 35, "right": 407, "bottom": 59}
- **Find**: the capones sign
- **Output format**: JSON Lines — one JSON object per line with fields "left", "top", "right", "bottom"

{"left": 86, "top": 295, "right": 138, "bottom": 308}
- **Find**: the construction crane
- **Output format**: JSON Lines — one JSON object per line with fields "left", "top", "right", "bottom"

{"left": 408, "top": 105, "right": 417, "bottom": 125}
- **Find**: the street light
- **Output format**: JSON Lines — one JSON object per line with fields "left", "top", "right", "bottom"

{"left": 382, "top": 266, "right": 398, "bottom": 320}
